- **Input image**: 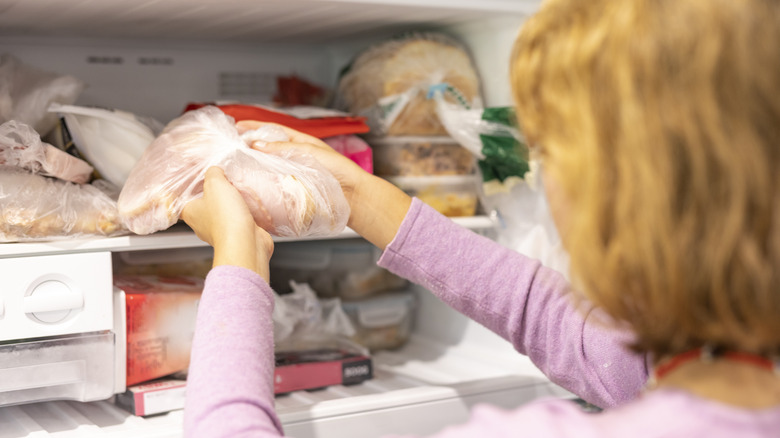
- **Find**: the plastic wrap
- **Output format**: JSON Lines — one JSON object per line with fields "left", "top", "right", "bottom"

{"left": 273, "top": 281, "right": 364, "bottom": 354}
{"left": 433, "top": 98, "right": 569, "bottom": 274}
{"left": 336, "top": 32, "right": 482, "bottom": 136}
{"left": 0, "top": 166, "right": 125, "bottom": 242}
{"left": 117, "top": 106, "right": 350, "bottom": 237}
{"left": 0, "top": 54, "right": 85, "bottom": 136}
{"left": 48, "top": 103, "right": 163, "bottom": 188}
{"left": 0, "top": 120, "right": 93, "bottom": 183}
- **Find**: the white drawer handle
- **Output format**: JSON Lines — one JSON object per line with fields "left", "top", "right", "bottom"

{"left": 24, "top": 280, "right": 84, "bottom": 314}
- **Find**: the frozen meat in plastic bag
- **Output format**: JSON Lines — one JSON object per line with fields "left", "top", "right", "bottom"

{"left": 0, "top": 166, "right": 125, "bottom": 242}
{"left": 0, "top": 120, "right": 93, "bottom": 183}
{"left": 117, "top": 106, "right": 350, "bottom": 237}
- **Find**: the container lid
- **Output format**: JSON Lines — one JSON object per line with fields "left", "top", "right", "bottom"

{"left": 365, "top": 136, "right": 459, "bottom": 145}
{"left": 385, "top": 174, "right": 479, "bottom": 188}
{"left": 341, "top": 291, "right": 416, "bottom": 328}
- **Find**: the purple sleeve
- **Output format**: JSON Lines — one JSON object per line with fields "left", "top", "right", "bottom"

{"left": 377, "top": 199, "right": 649, "bottom": 408}
{"left": 183, "top": 265, "right": 283, "bottom": 437}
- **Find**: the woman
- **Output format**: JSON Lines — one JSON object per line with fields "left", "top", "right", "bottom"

{"left": 182, "top": 0, "right": 780, "bottom": 436}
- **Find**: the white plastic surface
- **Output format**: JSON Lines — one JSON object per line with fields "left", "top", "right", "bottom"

{"left": 0, "top": 334, "right": 569, "bottom": 438}
{"left": 0, "top": 252, "right": 113, "bottom": 341}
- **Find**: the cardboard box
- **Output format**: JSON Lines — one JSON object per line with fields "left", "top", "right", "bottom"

{"left": 274, "top": 349, "right": 372, "bottom": 394}
{"left": 113, "top": 275, "right": 203, "bottom": 386}
{"left": 115, "top": 377, "right": 187, "bottom": 416}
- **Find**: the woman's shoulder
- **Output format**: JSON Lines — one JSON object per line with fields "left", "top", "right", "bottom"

{"left": 460, "top": 391, "right": 780, "bottom": 438}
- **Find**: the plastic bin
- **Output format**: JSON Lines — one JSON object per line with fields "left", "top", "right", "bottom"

{"left": 368, "top": 136, "right": 475, "bottom": 176}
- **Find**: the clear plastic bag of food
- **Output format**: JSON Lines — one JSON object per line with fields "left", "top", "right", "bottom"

{"left": 335, "top": 32, "right": 482, "bottom": 136}
{"left": 0, "top": 53, "right": 85, "bottom": 136}
{"left": 0, "top": 166, "right": 125, "bottom": 242}
{"left": 117, "top": 106, "right": 350, "bottom": 237}
{"left": 0, "top": 120, "right": 93, "bottom": 183}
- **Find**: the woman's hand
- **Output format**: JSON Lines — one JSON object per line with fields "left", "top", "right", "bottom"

{"left": 181, "top": 166, "right": 274, "bottom": 282}
{"left": 237, "top": 121, "right": 412, "bottom": 250}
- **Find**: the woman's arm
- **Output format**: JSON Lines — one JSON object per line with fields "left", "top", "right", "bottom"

{"left": 239, "top": 122, "right": 648, "bottom": 407}
{"left": 378, "top": 199, "right": 649, "bottom": 408}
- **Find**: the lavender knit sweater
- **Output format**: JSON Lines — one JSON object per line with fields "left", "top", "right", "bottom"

{"left": 184, "top": 198, "right": 780, "bottom": 437}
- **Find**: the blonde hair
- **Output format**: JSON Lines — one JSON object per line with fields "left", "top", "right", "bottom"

{"left": 511, "top": 0, "right": 780, "bottom": 358}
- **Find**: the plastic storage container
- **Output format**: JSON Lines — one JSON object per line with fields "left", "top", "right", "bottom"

{"left": 270, "top": 239, "right": 408, "bottom": 300}
{"left": 341, "top": 290, "right": 417, "bottom": 351}
{"left": 368, "top": 136, "right": 475, "bottom": 176}
{"left": 387, "top": 174, "right": 480, "bottom": 217}
{"left": 0, "top": 332, "right": 118, "bottom": 407}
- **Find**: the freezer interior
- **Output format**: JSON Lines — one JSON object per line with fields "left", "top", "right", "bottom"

{"left": 0, "top": 1, "right": 574, "bottom": 436}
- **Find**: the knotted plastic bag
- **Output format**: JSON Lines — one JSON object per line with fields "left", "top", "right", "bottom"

{"left": 117, "top": 106, "right": 350, "bottom": 237}
{"left": 0, "top": 120, "right": 93, "bottom": 183}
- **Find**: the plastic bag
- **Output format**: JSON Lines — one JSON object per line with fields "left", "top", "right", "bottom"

{"left": 480, "top": 169, "right": 570, "bottom": 277}
{"left": 117, "top": 106, "right": 350, "bottom": 237}
{"left": 335, "top": 32, "right": 482, "bottom": 136}
{"left": 0, "top": 120, "right": 93, "bottom": 183}
{"left": 48, "top": 103, "right": 163, "bottom": 188}
{"left": 273, "top": 281, "right": 363, "bottom": 354}
{"left": 433, "top": 96, "right": 570, "bottom": 276}
{"left": 0, "top": 166, "right": 126, "bottom": 242}
{"left": 0, "top": 54, "right": 85, "bottom": 136}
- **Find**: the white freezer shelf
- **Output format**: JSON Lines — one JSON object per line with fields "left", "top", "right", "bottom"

{"left": 0, "top": 335, "right": 570, "bottom": 438}
{"left": 0, "top": 216, "right": 495, "bottom": 259}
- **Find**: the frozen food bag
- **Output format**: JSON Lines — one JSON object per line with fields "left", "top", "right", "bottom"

{"left": 0, "top": 165, "right": 125, "bottom": 242}
{"left": 117, "top": 105, "right": 350, "bottom": 237}
{"left": 0, "top": 120, "right": 93, "bottom": 183}
{"left": 48, "top": 103, "right": 163, "bottom": 188}
{"left": 335, "top": 32, "right": 482, "bottom": 136}
{"left": 0, "top": 53, "right": 85, "bottom": 136}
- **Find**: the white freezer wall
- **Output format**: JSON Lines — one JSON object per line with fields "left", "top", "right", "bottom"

{"left": 0, "top": 17, "right": 525, "bottom": 124}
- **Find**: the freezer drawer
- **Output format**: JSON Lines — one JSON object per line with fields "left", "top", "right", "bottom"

{"left": 0, "top": 252, "right": 113, "bottom": 342}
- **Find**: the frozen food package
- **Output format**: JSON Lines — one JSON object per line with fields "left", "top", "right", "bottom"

{"left": 0, "top": 53, "right": 85, "bottom": 136}
{"left": 0, "top": 120, "right": 93, "bottom": 183}
{"left": 0, "top": 165, "right": 125, "bottom": 242}
{"left": 114, "top": 275, "right": 203, "bottom": 386}
{"left": 336, "top": 32, "right": 482, "bottom": 136}
{"left": 48, "top": 103, "right": 163, "bottom": 188}
{"left": 118, "top": 105, "right": 350, "bottom": 237}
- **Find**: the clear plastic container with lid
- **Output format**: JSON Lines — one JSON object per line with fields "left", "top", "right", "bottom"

{"left": 368, "top": 136, "right": 475, "bottom": 176}
{"left": 341, "top": 290, "right": 417, "bottom": 351}
{"left": 386, "top": 174, "right": 480, "bottom": 217}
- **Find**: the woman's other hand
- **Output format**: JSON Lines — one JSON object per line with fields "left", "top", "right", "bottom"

{"left": 181, "top": 166, "right": 274, "bottom": 281}
{"left": 237, "top": 121, "right": 412, "bottom": 250}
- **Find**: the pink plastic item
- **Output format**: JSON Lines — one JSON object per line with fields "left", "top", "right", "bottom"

{"left": 323, "top": 135, "right": 373, "bottom": 174}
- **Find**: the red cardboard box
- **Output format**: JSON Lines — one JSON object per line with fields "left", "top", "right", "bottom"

{"left": 114, "top": 275, "right": 203, "bottom": 386}
{"left": 115, "top": 377, "right": 187, "bottom": 416}
{"left": 274, "top": 349, "right": 372, "bottom": 394}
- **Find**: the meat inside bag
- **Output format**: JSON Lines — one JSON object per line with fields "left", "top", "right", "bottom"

{"left": 117, "top": 106, "right": 350, "bottom": 237}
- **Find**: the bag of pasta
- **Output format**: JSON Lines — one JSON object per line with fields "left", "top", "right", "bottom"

{"left": 117, "top": 106, "right": 350, "bottom": 238}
